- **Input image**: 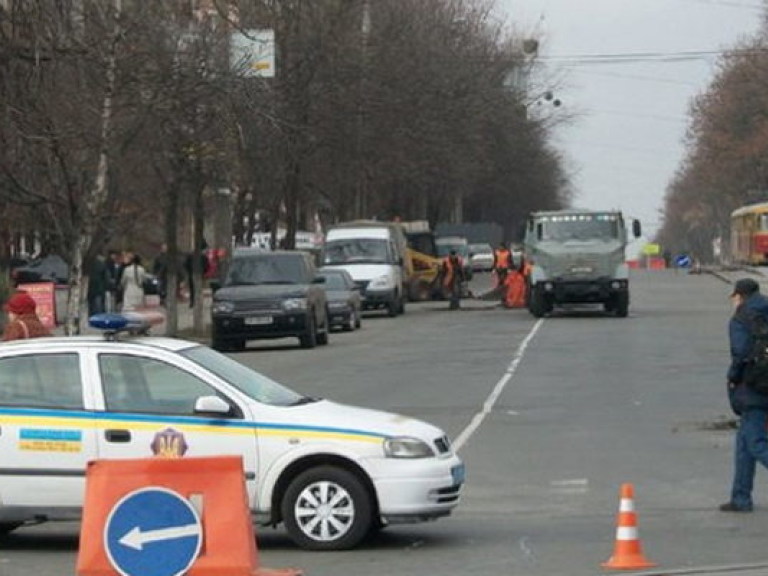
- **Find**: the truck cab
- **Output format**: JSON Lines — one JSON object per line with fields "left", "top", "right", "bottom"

{"left": 524, "top": 210, "right": 641, "bottom": 318}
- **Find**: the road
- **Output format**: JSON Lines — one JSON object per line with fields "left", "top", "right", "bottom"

{"left": 3, "top": 269, "right": 767, "bottom": 576}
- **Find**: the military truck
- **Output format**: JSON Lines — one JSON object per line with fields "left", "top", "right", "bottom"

{"left": 523, "top": 209, "right": 641, "bottom": 318}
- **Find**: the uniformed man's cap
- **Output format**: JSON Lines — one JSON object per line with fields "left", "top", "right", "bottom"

{"left": 731, "top": 278, "right": 760, "bottom": 297}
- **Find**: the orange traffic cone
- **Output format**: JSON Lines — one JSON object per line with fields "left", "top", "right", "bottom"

{"left": 602, "top": 483, "right": 656, "bottom": 570}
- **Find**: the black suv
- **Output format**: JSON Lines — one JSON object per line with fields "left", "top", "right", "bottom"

{"left": 211, "top": 250, "right": 329, "bottom": 350}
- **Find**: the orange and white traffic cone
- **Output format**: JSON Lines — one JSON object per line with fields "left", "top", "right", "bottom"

{"left": 602, "top": 483, "right": 656, "bottom": 570}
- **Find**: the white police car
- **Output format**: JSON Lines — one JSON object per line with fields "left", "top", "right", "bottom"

{"left": 0, "top": 312, "right": 464, "bottom": 550}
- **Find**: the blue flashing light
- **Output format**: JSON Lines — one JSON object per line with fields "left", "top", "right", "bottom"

{"left": 89, "top": 313, "right": 130, "bottom": 331}
{"left": 88, "top": 311, "right": 164, "bottom": 334}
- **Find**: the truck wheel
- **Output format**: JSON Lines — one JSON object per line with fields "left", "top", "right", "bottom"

{"left": 281, "top": 466, "right": 373, "bottom": 551}
{"left": 529, "top": 286, "right": 548, "bottom": 318}
{"left": 615, "top": 293, "right": 629, "bottom": 317}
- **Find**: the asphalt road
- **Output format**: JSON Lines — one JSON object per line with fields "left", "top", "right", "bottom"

{"left": 3, "top": 269, "right": 768, "bottom": 576}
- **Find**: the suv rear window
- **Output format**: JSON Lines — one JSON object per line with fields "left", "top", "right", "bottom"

{"left": 225, "top": 254, "right": 309, "bottom": 285}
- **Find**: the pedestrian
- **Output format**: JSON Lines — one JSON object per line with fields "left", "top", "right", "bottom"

{"left": 120, "top": 252, "right": 147, "bottom": 312}
{"left": 2, "top": 290, "right": 51, "bottom": 341}
{"left": 153, "top": 243, "right": 169, "bottom": 306}
{"left": 105, "top": 249, "right": 123, "bottom": 312}
{"left": 87, "top": 254, "right": 109, "bottom": 316}
{"left": 441, "top": 249, "right": 465, "bottom": 310}
{"left": 184, "top": 244, "right": 209, "bottom": 309}
{"left": 492, "top": 242, "right": 512, "bottom": 298}
{"left": 721, "top": 277, "right": 768, "bottom": 512}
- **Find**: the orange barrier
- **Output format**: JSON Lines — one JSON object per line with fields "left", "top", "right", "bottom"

{"left": 77, "top": 456, "right": 302, "bottom": 576}
{"left": 602, "top": 483, "right": 656, "bottom": 571}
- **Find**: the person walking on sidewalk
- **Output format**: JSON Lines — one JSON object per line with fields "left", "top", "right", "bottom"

{"left": 721, "top": 278, "right": 768, "bottom": 512}
{"left": 120, "top": 252, "right": 147, "bottom": 312}
{"left": 2, "top": 291, "right": 51, "bottom": 341}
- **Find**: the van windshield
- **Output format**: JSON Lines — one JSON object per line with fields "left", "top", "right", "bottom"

{"left": 323, "top": 239, "right": 393, "bottom": 265}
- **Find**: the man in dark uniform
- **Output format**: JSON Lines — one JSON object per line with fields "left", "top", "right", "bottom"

{"left": 722, "top": 278, "right": 768, "bottom": 512}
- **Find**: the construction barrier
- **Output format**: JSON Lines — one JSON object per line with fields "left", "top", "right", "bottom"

{"left": 77, "top": 456, "right": 302, "bottom": 576}
{"left": 602, "top": 483, "right": 656, "bottom": 571}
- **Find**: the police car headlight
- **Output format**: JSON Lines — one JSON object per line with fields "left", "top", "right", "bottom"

{"left": 384, "top": 437, "right": 434, "bottom": 458}
{"left": 283, "top": 298, "right": 308, "bottom": 311}
{"left": 212, "top": 301, "right": 235, "bottom": 314}
{"left": 369, "top": 275, "right": 395, "bottom": 290}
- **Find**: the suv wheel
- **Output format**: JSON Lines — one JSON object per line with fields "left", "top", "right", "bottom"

{"left": 317, "top": 310, "right": 329, "bottom": 345}
{"left": 281, "top": 466, "right": 373, "bottom": 551}
{"left": 300, "top": 314, "right": 317, "bottom": 348}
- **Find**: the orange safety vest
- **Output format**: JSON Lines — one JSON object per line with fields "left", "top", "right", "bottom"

{"left": 442, "top": 255, "right": 463, "bottom": 287}
{"left": 493, "top": 248, "right": 511, "bottom": 271}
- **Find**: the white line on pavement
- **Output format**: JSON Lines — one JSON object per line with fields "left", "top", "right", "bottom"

{"left": 453, "top": 318, "right": 544, "bottom": 452}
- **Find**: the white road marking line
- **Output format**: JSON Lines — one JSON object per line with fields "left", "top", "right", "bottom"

{"left": 453, "top": 318, "right": 544, "bottom": 452}
{"left": 550, "top": 478, "right": 590, "bottom": 494}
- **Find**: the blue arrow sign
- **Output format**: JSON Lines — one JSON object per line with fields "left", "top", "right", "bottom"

{"left": 675, "top": 254, "right": 692, "bottom": 268}
{"left": 105, "top": 487, "right": 202, "bottom": 576}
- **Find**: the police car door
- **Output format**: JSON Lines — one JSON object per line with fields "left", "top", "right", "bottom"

{"left": 92, "top": 351, "right": 258, "bottom": 499}
{"left": 0, "top": 350, "right": 96, "bottom": 510}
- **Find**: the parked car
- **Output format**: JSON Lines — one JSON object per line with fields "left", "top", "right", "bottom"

{"left": 0, "top": 313, "right": 464, "bottom": 550}
{"left": 318, "top": 268, "right": 362, "bottom": 331}
{"left": 11, "top": 254, "right": 69, "bottom": 285}
{"left": 211, "top": 249, "right": 329, "bottom": 350}
{"left": 468, "top": 243, "right": 494, "bottom": 272}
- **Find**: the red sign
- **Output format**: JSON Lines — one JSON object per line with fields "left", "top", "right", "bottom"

{"left": 16, "top": 282, "right": 56, "bottom": 329}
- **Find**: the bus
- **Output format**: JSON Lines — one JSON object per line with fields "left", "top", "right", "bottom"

{"left": 731, "top": 202, "right": 768, "bottom": 265}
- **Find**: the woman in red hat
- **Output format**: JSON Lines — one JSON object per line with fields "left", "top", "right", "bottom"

{"left": 2, "top": 291, "right": 51, "bottom": 341}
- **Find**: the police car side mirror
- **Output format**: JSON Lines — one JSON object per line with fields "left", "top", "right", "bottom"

{"left": 210, "top": 280, "right": 221, "bottom": 293}
{"left": 194, "top": 396, "right": 231, "bottom": 416}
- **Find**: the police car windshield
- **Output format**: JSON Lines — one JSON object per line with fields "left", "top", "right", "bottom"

{"left": 181, "top": 346, "right": 309, "bottom": 406}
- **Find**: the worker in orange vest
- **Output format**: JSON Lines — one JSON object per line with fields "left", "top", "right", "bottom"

{"left": 492, "top": 243, "right": 512, "bottom": 301}
{"left": 442, "top": 250, "right": 466, "bottom": 310}
{"left": 504, "top": 254, "right": 531, "bottom": 308}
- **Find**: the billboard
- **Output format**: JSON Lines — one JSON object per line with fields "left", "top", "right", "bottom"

{"left": 230, "top": 29, "right": 275, "bottom": 78}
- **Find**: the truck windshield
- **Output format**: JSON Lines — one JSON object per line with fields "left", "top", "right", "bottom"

{"left": 539, "top": 215, "right": 619, "bottom": 241}
{"left": 323, "top": 239, "right": 393, "bottom": 265}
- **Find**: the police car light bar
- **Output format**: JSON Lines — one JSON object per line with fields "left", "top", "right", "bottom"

{"left": 89, "top": 311, "right": 165, "bottom": 335}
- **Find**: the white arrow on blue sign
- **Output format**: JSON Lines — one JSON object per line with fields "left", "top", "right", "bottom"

{"left": 104, "top": 487, "right": 202, "bottom": 576}
{"left": 675, "top": 254, "right": 692, "bottom": 268}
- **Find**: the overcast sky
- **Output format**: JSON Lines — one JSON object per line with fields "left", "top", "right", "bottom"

{"left": 495, "top": 0, "right": 765, "bottom": 240}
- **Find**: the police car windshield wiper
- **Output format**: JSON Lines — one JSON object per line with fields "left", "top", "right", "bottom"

{"left": 289, "top": 396, "right": 320, "bottom": 406}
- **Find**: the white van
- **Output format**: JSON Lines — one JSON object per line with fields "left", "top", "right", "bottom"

{"left": 322, "top": 222, "right": 410, "bottom": 317}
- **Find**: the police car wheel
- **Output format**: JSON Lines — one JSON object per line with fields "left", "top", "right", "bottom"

{"left": 282, "top": 465, "right": 373, "bottom": 551}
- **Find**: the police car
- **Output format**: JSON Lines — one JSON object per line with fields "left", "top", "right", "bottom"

{"left": 0, "top": 312, "right": 464, "bottom": 550}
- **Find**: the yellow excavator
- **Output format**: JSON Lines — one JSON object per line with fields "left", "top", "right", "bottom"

{"left": 400, "top": 222, "right": 443, "bottom": 301}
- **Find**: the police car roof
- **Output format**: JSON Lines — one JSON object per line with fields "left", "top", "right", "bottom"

{"left": 0, "top": 335, "right": 200, "bottom": 353}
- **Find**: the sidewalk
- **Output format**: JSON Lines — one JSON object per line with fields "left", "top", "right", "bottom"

{"left": 54, "top": 291, "right": 212, "bottom": 339}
